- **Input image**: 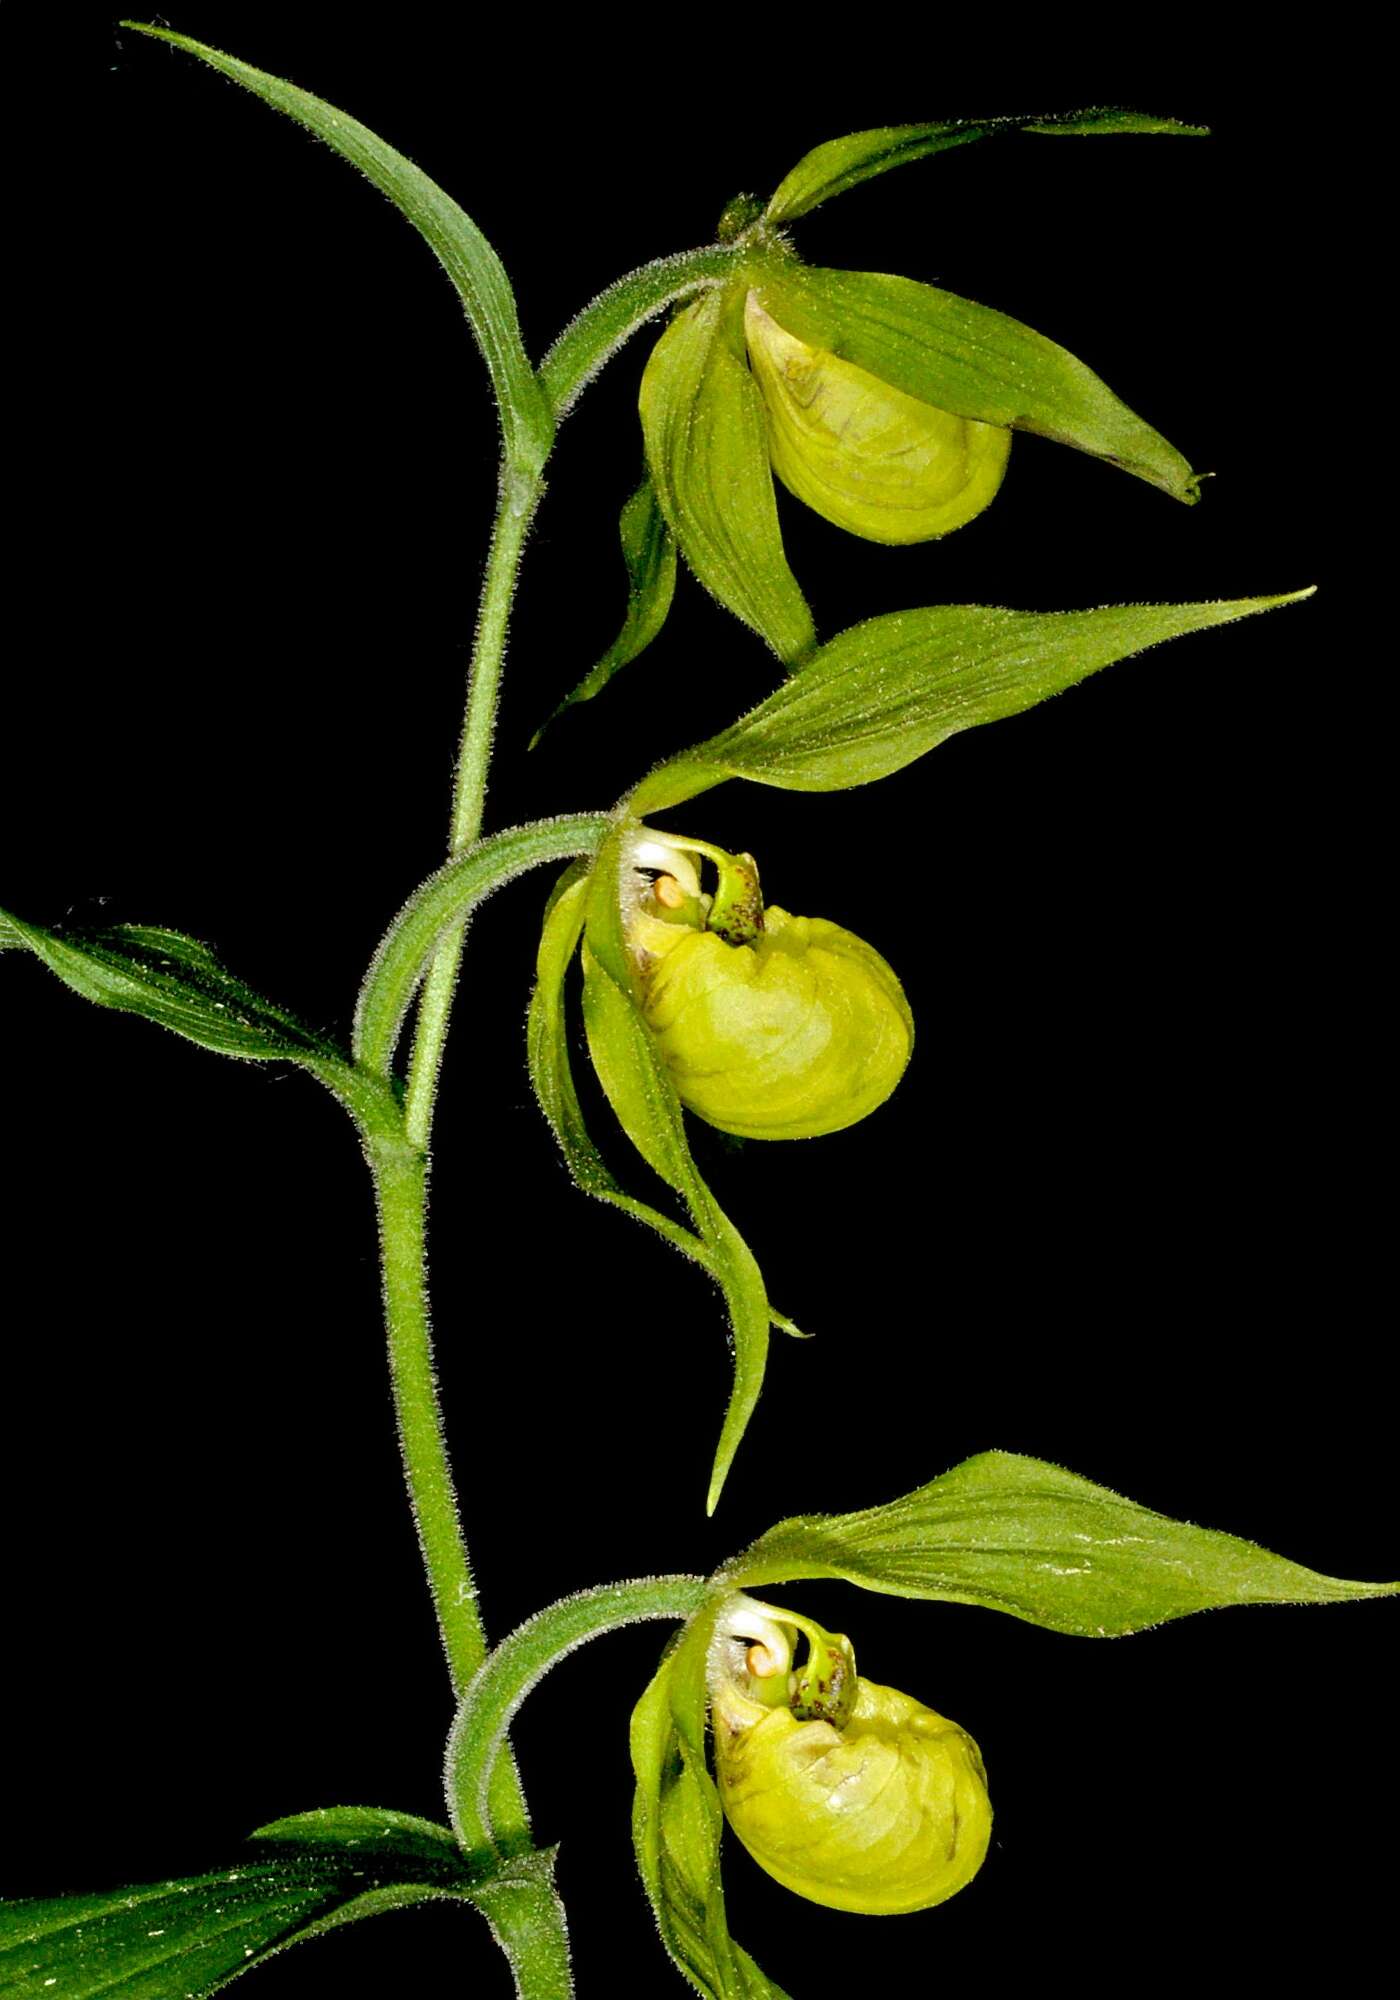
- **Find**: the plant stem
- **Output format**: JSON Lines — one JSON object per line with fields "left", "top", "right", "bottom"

{"left": 364, "top": 241, "right": 744, "bottom": 1983}
{"left": 472, "top": 1875, "right": 575, "bottom": 2000}
{"left": 369, "top": 1132, "right": 490, "bottom": 1686}
{"left": 367, "top": 466, "right": 550, "bottom": 1842}
{"left": 404, "top": 468, "right": 542, "bottom": 1151}
{"left": 369, "top": 1123, "right": 535, "bottom": 1848}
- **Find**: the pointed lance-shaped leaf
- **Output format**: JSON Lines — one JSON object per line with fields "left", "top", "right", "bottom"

{"left": 1, "top": 906, "right": 339, "bottom": 1065}
{"left": 727, "top": 1449, "right": 1399, "bottom": 1637}
{"left": 766, "top": 110, "right": 1208, "bottom": 224}
{"left": 751, "top": 261, "right": 1199, "bottom": 503}
{"left": 581, "top": 823, "right": 776, "bottom": 1513}
{"left": 122, "top": 23, "right": 553, "bottom": 475}
{"left": 530, "top": 477, "right": 677, "bottom": 746}
{"left": 0, "top": 1811, "right": 545, "bottom": 2000}
{"left": 1, "top": 903, "right": 410, "bottom": 1135}
{"left": 640, "top": 289, "right": 816, "bottom": 668}
{"left": 630, "top": 592, "right": 1314, "bottom": 814}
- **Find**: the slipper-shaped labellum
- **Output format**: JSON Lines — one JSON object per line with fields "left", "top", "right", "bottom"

{"left": 625, "top": 833, "right": 913, "bottom": 1140}
{"left": 744, "top": 292, "right": 1011, "bottom": 545}
{"left": 709, "top": 1597, "right": 992, "bottom": 1915}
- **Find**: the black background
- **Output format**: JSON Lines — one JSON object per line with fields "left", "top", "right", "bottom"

{"left": 4, "top": 10, "right": 1392, "bottom": 1994}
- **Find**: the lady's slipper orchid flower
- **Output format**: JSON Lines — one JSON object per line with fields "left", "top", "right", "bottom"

{"left": 638, "top": 225, "right": 1200, "bottom": 668}
{"left": 619, "top": 830, "right": 913, "bottom": 1140}
{"left": 537, "top": 114, "right": 1208, "bottom": 736}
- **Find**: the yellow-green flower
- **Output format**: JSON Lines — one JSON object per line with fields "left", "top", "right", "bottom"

{"left": 621, "top": 832, "right": 912, "bottom": 1140}
{"left": 639, "top": 234, "right": 1199, "bottom": 668}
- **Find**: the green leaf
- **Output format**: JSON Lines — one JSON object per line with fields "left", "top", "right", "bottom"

{"left": 0, "top": 1813, "right": 523, "bottom": 2000}
{"left": 1027, "top": 111, "right": 1210, "bottom": 136}
{"left": 752, "top": 261, "right": 1199, "bottom": 502}
{"left": 631, "top": 1613, "right": 792, "bottom": 2000}
{"left": 122, "top": 23, "right": 553, "bottom": 476}
{"left": 530, "top": 478, "right": 677, "bottom": 746}
{"left": 1, "top": 905, "right": 339, "bottom": 1064}
{"left": 354, "top": 815, "right": 608, "bottom": 1075}
{"left": 640, "top": 290, "right": 816, "bottom": 667}
{"left": 728, "top": 1449, "right": 1399, "bottom": 1637}
{"left": 630, "top": 592, "right": 1314, "bottom": 814}
{"left": 248, "top": 1805, "right": 470, "bottom": 1864}
{"left": 580, "top": 824, "right": 776, "bottom": 1513}
{"left": 766, "top": 111, "right": 1207, "bottom": 223}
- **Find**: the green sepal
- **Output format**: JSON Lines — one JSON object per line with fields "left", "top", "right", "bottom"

{"left": 639, "top": 289, "right": 816, "bottom": 667}
{"left": 630, "top": 591, "right": 1314, "bottom": 814}
{"left": 766, "top": 111, "right": 1208, "bottom": 223}
{"left": 631, "top": 1610, "right": 792, "bottom": 2000}
{"left": 580, "top": 822, "right": 776, "bottom": 1512}
{"left": 751, "top": 260, "right": 1199, "bottom": 503}
{"left": 726, "top": 1449, "right": 1399, "bottom": 1636}
{"left": 1, "top": 905, "right": 339, "bottom": 1065}
{"left": 122, "top": 23, "right": 553, "bottom": 476}
{"left": 530, "top": 477, "right": 677, "bottom": 746}
{"left": 0, "top": 1811, "right": 552, "bottom": 2000}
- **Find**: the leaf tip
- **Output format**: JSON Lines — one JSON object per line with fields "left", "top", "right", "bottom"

{"left": 527, "top": 695, "right": 577, "bottom": 751}
{"left": 119, "top": 19, "right": 178, "bottom": 44}
{"left": 1250, "top": 584, "right": 1318, "bottom": 615}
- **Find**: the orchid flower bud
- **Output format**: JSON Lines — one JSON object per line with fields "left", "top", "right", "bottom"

{"left": 623, "top": 832, "right": 912, "bottom": 1140}
{"left": 709, "top": 1597, "right": 992, "bottom": 1915}
{"left": 744, "top": 292, "right": 1011, "bottom": 545}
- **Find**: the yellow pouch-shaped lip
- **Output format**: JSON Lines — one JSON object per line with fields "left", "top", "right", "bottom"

{"left": 745, "top": 291, "right": 1010, "bottom": 545}
{"left": 709, "top": 1602, "right": 991, "bottom": 1916}
{"left": 642, "top": 906, "right": 912, "bottom": 1141}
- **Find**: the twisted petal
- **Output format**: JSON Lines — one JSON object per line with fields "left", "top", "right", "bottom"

{"left": 639, "top": 289, "right": 816, "bottom": 665}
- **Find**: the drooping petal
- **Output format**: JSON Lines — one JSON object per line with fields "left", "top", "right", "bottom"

{"left": 640, "top": 289, "right": 816, "bottom": 666}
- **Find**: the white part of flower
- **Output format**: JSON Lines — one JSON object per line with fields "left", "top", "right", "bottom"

{"left": 628, "top": 836, "right": 704, "bottom": 895}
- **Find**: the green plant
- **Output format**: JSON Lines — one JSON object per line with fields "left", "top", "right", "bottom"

{"left": 3, "top": 30, "right": 1390, "bottom": 1999}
